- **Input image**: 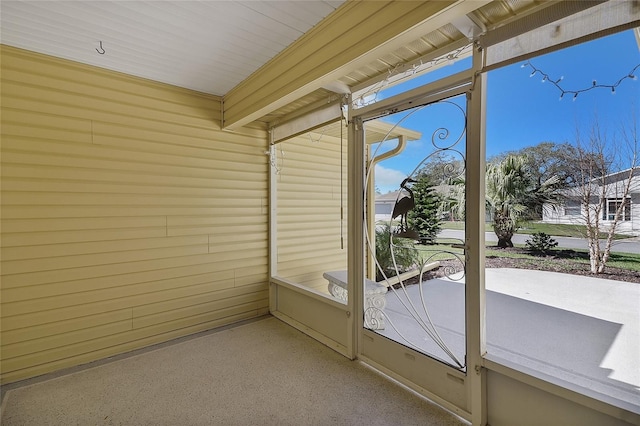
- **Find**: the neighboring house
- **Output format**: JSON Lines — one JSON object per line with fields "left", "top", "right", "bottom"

{"left": 542, "top": 167, "right": 640, "bottom": 236}
{"left": 374, "top": 190, "right": 401, "bottom": 223}
{"left": 375, "top": 184, "right": 491, "bottom": 224}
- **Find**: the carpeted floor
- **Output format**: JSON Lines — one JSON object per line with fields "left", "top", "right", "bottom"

{"left": 0, "top": 316, "right": 467, "bottom": 426}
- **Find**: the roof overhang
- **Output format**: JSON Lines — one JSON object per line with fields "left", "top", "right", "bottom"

{"left": 222, "top": 0, "right": 491, "bottom": 130}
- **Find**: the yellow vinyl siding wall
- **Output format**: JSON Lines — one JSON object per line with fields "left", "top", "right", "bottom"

{"left": 276, "top": 132, "right": 347, "bottom": 293}
{"left": 0, "top": 46, "right": 269, "bottom": 384}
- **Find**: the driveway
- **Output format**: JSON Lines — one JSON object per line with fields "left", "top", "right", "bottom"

{"left": 438, "top": 229, "right": 640, "bottom": 254}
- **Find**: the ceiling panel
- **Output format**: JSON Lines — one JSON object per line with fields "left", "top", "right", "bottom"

{"left": 0, "top": 0, "right": 343, "bottom": 96}
{"left": 1, "top": 0, "right": 561, "bottom": 125}
{"left": 471, "top": 0, "right": 547, "bottom": 29}
{"left": 263, "top": 2, "right": 554, "bottom": 123}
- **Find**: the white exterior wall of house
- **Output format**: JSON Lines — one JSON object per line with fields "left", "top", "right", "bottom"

{"left": 542, "top": 170, "right": 640, "bottom": 236}
{"left": 605, "top": 171, "right": 640, "bottom": 235}
{"left": 631, "top": 193, "right": 640, "bottom": 235}
{"left": 626, "top": 174, "right": 640, "bottom": 235}
{"left": 374, "top": 191, "right": 399, "bottom": 223}
{"left": 542, "top": 203, "right": 581, "bottom": 225}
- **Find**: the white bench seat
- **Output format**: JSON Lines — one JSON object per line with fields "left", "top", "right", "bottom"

{"left": 323, "top": 270, "right": 387, "bottom": 330}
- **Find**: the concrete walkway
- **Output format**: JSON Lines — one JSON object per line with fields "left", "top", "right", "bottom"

{"left": 378, "top": 268, "right": 640, "bottom": 412}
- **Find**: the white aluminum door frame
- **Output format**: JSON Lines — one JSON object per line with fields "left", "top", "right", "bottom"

{"left": 349, "top": 58, "right": 486, "bottom": 422}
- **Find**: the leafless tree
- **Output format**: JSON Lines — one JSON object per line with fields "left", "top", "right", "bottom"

{"left": 572, "top": 117, "right": 638, "bottom": 274}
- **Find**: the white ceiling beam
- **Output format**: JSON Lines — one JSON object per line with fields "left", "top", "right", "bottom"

{"left": 478, "top": 1, "right": 606, "bottom": 48}
{"left": 271, "top": 100, "right": 343, "bottom": 144}
{"left": 222, "top": 0, "right": 491, "bottom": 130}
{"left": 321, "top": 80, "right": 352, "bottom": 94}
{"left": 480, "top": 1, "right": 640, "bottom": 72}
{"left": 350, "top": 37, "right": 472, "bottom": 105}
{"left": 451, "top": 14, "right": 485, "bottom": 40}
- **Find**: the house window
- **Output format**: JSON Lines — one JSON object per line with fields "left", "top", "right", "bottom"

{"left": 604, "top": 198, "right": 631, "bottom": 221}
{"left": 565, "top": 200, "right": 581, "bottom": 216}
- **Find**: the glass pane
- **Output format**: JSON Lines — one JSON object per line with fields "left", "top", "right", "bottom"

{"left": 364, "top": 94, "right": 467, "bottom": 370}
{"left": 624, "top": 199, "right": 631, "bottom": 221}
{"left": 608, "top": 201, "right": 619, "bottom": 220}
{"left": 353, "top": 48, "right": 472, "bottom": 110}
{"left": 485, "top": 30, "right": 640, "bottom": 411}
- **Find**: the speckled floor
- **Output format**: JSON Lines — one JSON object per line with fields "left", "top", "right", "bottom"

{"left": 1, "top": 316, "right": 467, "bottom": 426}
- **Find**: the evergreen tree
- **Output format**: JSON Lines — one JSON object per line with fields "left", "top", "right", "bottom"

{"left": 407, "top": 174, "right": 443, "bottom": 244}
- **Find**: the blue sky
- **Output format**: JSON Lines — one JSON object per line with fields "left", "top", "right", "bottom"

{"left": 373, "top": 29, "right": 640, "bottom": 193}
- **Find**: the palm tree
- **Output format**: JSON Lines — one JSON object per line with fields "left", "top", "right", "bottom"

{"left": 446, "top": 155, "right": 560, "bottom": 248}
{"left": 486, "top": 155, "right": 560, "bottom": 247}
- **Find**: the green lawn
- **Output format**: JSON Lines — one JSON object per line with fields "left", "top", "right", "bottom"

{"left": 517, "top": 222, "right": 588, "bottom": 237}
{"left": 440, "top": 221, "right": 466, "bottom": 230}
{"left": 516, "top": 222, "right": 632, "bottom": 239}
{"left": 408, "top": 241, "right": 640, "bottom": 273}
{"left": 488, "top": 245, "right": 637, "bottom": 266}
{"left": 441, "top": 221, "right": 631, "bottom": 239}
{"left": 555, "top": 249, "right": 640, "bottom": 272}
{"left": 392, "top": 223, "right": 639, "bottom": 277}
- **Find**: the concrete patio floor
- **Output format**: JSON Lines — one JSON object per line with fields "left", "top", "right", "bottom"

{"left": 376, "top": 268, "right": 640, "bottom": 413}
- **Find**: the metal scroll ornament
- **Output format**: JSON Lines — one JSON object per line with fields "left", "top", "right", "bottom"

{"left": 365, "top": 99, "right": 467, "bottom": 370}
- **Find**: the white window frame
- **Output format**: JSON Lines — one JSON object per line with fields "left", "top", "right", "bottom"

{"left": 604, "top": 198, "right": 631, "bottom": 221}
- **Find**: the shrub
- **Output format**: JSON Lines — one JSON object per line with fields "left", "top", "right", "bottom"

{"left": 525, "top": 232, "right": 558, "bottom": 255}
{"left": 375, "top": 223, "right": 420, "bottom": 281}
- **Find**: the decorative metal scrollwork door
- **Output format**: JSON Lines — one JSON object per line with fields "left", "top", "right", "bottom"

{"left": 364, "top": 93, "right": 467, "bottom": 370}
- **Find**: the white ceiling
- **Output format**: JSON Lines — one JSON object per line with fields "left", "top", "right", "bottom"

{"left": 4, "top": 0, "right": 617, "bottom": 124}
{"left": 0, "top": 0, "right": 344, "bottom": 96}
